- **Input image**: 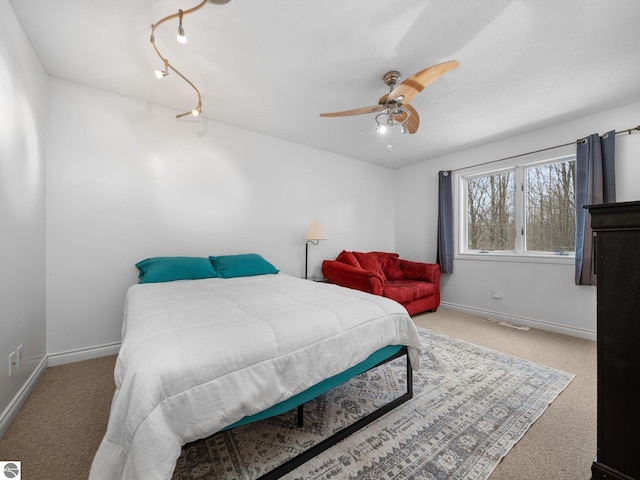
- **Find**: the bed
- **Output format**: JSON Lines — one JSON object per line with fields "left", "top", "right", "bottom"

{"left": 90, "top": 255, "right": 423, "bottom": 480}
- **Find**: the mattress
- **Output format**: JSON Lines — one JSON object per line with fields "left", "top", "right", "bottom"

{"left": 90, "top": 273, "right": 422, "bottom": 480}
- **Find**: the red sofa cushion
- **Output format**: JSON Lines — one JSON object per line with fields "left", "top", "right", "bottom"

{"left": 375, "top": 252, "right": 404, "bottom": 280}
{"left": 336, "top": 250, "right": 360, "bottom": 268}
{"left": 383, "top": 280, "right": 435, "bottom": 304}
{"left": 353, "top": 252, "right": 386, "bottom": 280}
{"left": 400, "top": 259, "right": 441, "bottom": 283}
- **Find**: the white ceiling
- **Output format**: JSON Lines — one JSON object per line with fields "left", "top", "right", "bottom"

{"left": 10, "top": 0, "right": 640, "bottom": 168}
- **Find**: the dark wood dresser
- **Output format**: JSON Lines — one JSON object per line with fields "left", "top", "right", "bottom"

{"left": 588, "top": 201, "right": 640, "bottom": 480}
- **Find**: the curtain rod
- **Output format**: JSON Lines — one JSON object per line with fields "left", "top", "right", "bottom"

{"left": 447, "top": 124, "right": 640, "bottom": 173}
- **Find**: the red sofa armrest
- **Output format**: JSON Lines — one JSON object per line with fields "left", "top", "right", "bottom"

{"left": 399, "top": 260, "right": 442, "bottom": 284}
{"left": 322, "top": 260, "right": 384, "bottom": 296}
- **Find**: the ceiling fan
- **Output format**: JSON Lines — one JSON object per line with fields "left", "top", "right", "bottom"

{"left": 320, "top": 60, "right": 459, "bottom": 135}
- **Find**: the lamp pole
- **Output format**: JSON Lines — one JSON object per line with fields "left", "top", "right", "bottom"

{"left": 304, "top": 220, "right": 328, "bottom": 280}
{"left": 305, "top": 240, "right": 319, "bottom": 279}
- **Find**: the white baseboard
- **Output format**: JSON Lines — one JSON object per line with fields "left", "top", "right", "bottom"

{"left": 47, "top": 342, "right": 121, "bottom": 367}
{"left": 440, "top": 302, "right": 597, "bottom": 341}
{"left": 0, "top": 356, "right": 47, "bottom": 438}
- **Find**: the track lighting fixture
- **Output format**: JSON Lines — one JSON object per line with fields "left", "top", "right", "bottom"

{"left": 192, "top": 106, "right": 202, "bottom": 116}
{"left": 177, "top": 10, "right": 187, "bottom": 43}
{"left": 150, "top": 0, "right": 231, "bottom": 119}
{"left": 154, "top": 59, "right": 170, "bottom": 79}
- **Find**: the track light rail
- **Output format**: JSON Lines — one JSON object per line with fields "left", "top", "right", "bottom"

{"left": 150, "top": 0, "right": 230, "bottom": 118}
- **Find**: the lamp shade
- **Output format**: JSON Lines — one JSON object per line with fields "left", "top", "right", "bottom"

{"left": 305, "top": 220, "right": 328, "bottom": 241}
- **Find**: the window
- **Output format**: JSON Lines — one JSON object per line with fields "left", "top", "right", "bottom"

{"left": 524, "top": 161, "right": 575, "bottom": 254}
{"left": 459, "top": 153, "right": 576, "bottom": 259}
{"left": 466, "top": 169, "right": 515, "bottom": 252}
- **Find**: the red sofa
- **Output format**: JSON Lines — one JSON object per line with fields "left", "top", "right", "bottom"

{"left": 322, "top": 250, "right": 441, "bottom": 315}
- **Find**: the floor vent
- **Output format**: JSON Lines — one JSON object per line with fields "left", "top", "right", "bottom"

{"left": 484, "top": 318, "right": 531, "bottom": 331}
{"left": 498, "top": 321, "right": 530, "bottom": 331}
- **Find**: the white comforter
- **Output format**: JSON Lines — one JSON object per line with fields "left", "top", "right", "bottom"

{"left": 90, "top": 273, "right": 422, "bottom": 480}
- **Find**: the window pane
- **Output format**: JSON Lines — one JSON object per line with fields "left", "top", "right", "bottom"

{"left": 467, "top": 171, "right": 515, "bottom": 251}
{"left": 525, "top": 160, "right": 575, "bottom": 253}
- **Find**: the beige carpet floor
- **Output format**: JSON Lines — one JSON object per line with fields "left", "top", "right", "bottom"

{"left": 0, "top": 308, "right": 596, "bottom": 479}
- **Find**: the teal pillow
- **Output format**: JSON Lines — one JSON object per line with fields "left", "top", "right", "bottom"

{"left": 209, "top": 253, "right": 279, "bottom": 278}
{"left": 136, "top": 257, "right": 218, "bottom": 283}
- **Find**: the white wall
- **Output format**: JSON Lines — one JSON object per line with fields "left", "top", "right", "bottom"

{"left": 45, "top": 78, "right": 396, "bottom": 357}
{"left": 395, "top": 101, "right": 640, "bottom": 339}
{"left": 0, "top": 0, "right": 48, "bottom": 434}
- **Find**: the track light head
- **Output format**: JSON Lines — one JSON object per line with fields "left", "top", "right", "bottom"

{"left": 177, "top": 10, "right": 187, "bottom": 43}
{"left": 177, "top": 25, "right": 187, "bottom": 43}
{"left": 154, "top": 59, "right": 170, "bottom": 79}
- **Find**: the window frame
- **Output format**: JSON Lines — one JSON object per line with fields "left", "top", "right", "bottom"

{"left": 454, "top": 146, "right": 576, "bottom": 265}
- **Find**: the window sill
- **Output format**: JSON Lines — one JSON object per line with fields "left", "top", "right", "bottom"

{"left": 455, "top": 252, "right": 575, "bottom": 265}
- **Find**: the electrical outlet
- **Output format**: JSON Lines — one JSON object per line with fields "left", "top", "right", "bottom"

{"left": 16, "top": 345, "right": 23, "bottom": 368}
{"left": 492, "top": 289, "right": 502, "bottom": 299}
{"left": 9, "top": 351, "right": 16, "bottom": 376}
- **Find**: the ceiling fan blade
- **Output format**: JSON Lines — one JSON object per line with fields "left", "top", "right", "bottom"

{"left": 320, "top": 104, "right": 387, "bottom": 117}
{"left": 404, "top": 104, "right": 420, "bottom": 134}
{"left": 388, "top": 60, "right": 459, "bottom": 104}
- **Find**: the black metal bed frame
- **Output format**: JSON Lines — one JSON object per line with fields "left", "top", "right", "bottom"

{"left": 256, "top": 346, "right": 413, "bottom": 480}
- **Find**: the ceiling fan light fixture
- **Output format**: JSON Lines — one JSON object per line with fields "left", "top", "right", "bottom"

{"left": 375, "top": 107, "right": 410, "bottom": 135}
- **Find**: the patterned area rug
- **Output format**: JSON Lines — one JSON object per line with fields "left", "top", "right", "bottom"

{"left": 172, "top": 328, "right": 574, "bottom": 480}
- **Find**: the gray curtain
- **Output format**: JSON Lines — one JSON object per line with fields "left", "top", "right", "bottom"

{"left": 437, "top": 170, "right": 453, "bottom": 274}
{"left": 575, "top": 131, "right": 616, "bottom": 285}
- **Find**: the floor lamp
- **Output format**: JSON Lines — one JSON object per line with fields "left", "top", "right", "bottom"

{"left": 305, "top": 220, "right": 328, "bottom": 279}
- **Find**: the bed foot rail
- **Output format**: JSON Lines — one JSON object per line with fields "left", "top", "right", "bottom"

{"left": 259, "top": 346, "right": 413, "bottom": 480}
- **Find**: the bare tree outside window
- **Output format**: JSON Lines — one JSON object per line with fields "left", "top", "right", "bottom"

{"left": 525, "top": 160, "right": 576, "bottom": 253}
{"left": 463, "top": 156, "right": 576, "bottom": 256}
{"left": 467, "top": 171, "right": 515, "bottom": 251}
